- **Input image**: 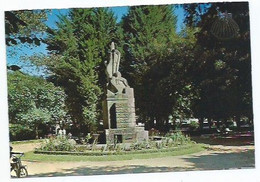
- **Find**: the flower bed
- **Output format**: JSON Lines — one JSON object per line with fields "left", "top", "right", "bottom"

{"left": 34, "top": 131, "right": 196, "bottom": 156}
{"left": 34, "top": 144, "right": 198, "bottom": 156}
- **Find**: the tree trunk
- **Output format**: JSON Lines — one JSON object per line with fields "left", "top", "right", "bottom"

{"left": 35, "top": 125, "right": 39, "bottom": 139}
{"left": 149, "top": 117, "right": 155, "bottom": 129}
{"left": 165, "top": 118, "right": 169, "bottom": 133}
{"left": 217, "top": 120, "right": 221, "bottom": 129}
{"left": 236, "top": 116, "right": 241, "bottom": 130}
{"left": 172, "top": 118, "right": 176, "bottom": 130}
{"left": 208, "top": 118, "right": 212, "bottom": 129}
{"left": 199, "top": 117, "right": 204, "bottom": 132}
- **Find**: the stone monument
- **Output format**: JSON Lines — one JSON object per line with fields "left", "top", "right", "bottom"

{"left": 102, "top": 42, "right": 148, "bottom": 144}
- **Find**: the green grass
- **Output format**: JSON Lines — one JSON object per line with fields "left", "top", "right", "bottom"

{"left": 23, "top": 144, "right": 206, "bottom": 162}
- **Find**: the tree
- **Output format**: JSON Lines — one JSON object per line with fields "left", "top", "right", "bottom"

{"left": 44, "top": 8, "right": 121, "bottom": 134}
{"left": 8, "top": 71, "right": 69, "bottom": 139}
{"left": 182, "top": 2, "right": 252, "bottom": 128}
{"left": 5, "top": 10, "right": 48, "bottom": 46}
{"left": 121, "top": 5, "right": 187, "bottom": 130}
{"left": 150, "top": 27, "right": 200, "bottom": 131}
{"left": 5, "top": 10, "right": 50, "bottom": 75}
{"left": 121, "top": 5, "right": 177, "bottom": 80}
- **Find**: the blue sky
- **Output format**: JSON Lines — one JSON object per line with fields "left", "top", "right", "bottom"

{"left": 45, "top": 6, "right": 185, "bottom": 30}
{"left": 6, "top": 6, "right": 185, "bottom": 76}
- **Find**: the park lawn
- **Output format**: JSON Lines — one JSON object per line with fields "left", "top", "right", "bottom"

{"left": 23, "top": 143, "right": 206, "bottom": 162}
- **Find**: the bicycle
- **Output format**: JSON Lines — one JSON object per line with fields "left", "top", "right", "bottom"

{"left": 10, "top": 152, "right": 28, "bottom": 178}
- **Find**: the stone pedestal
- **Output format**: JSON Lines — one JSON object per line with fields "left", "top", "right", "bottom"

{"left": 103, "top": 87, "right": 148, "bottom": 144}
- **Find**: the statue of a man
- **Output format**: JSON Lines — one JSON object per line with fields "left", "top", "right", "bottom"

{"left": 106, "top": 42, "right": 121, "bottom": 79}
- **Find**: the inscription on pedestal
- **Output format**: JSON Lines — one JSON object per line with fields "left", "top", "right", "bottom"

{"left": 114, "top": 102, "right": 135, "bottom": 128}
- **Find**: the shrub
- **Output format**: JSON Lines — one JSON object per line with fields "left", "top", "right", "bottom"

{"left": 167, "top": 131, "right": 191, "bottom": 145}
{"left": 189, "top": 121, "right": 199, "bottom": 131}
{"left": 149, "top": 128, "right": 160, "bottom": 136}
{"left": 75, "top": 145, "right": 90, "bottom": 152}
{"left": 9, "top": 124, "right": 35, "bottom": 141}
{"left": 130, "top": 141, "right": 142, "bottom": 150}
{"left": 38, "top": 136, "right": 76, "bottom": 151}
{"left": 130, "top": 140, "right": 151, "bottom": 150}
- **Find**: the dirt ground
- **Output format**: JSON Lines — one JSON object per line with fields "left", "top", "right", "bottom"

{"left": 11, "top": 135, "right": 255, "bottom": 178}
{"left": 12, "top": 142, "right": 41, "bottom": 153}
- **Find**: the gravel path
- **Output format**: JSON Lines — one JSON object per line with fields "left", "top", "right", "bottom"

{"left": 11, "top": 141, "right": 255, "bottom": 178}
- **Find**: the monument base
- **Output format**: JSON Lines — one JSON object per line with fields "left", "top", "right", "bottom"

{"left": 105, "top": 126, "right": 148, "bottom": 144}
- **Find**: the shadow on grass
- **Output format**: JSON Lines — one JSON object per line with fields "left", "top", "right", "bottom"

{"left": 27, "top": 150, "right": 255, "bottom": 178}
{"left": 29, "top": 166, "right": 194, "bottom": 177}
{"left": 183, "top": 149, "right": 255, "bottom": 170}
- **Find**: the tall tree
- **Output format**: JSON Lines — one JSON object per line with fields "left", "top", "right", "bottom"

{"left": 183, "top": 2, "right": 252, "bottom": 127}
{"left": 160, "top": 27, "right": 200, "bottom": 127}
{"left": 121, "top": 5, "right": 178, "bottom": 130}
{"left": 45, "top": 8, "right": 121, "bottom": 134}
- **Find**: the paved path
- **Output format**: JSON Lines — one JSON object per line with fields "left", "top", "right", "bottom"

{"left": 11, "top": 143, "right": 255, "bottom": 177}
